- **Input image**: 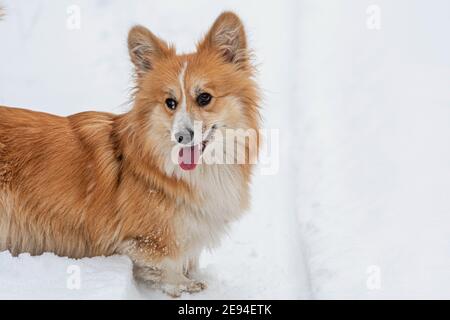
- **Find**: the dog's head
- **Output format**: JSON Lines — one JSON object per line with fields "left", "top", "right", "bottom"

{"left": 127, "top": 12, "right": 260, "bottom": 175}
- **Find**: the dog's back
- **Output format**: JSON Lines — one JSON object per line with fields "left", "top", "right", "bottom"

{"left": 0, "top": 106, "right": 122, "bottom": 257}
{"left": 0, "top": 106, "right": 71, "bottom": 191}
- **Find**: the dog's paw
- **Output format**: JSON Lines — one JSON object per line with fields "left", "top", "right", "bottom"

{"left": 186, "top": 279, "right": 207, "bottom": 292}
{"left": 162, "top": 280, "right": 207, "bottom": 298}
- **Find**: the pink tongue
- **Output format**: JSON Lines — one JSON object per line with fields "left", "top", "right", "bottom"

{"left": 178, "top": 145, "right": 200, "bottom": 171}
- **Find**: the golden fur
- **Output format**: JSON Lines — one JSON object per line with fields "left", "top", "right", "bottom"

{"left": 0, "top": 12, "right": 260, "bottom": 296}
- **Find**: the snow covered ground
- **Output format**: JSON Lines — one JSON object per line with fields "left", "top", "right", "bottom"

{"left": 295, "top": 0, "right": 450, "bottom": 299}
{"left": 0, "top": 0, "right": 449, "bottom": 299}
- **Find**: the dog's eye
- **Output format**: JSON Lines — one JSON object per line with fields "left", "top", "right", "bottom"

{"left": 165, "top": 98, "right": 178, "bottom": 110}
{"left": 197, "top": 93, "right": 212, "bottom": 107}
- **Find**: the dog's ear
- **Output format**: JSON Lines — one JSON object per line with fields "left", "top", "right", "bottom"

{"left": 198, "top": 12, "right": 249, "bottom": 70}
{"left": 128, "top": 26, "right": 172, "bottom": 76}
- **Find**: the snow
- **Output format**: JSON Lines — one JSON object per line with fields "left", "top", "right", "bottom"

{"left": 295, "top": 0, "right": 450, "bottom": 299}
{"left": 0, "top": 251, "right": 138, "bottom": 300}
{"left": 0, "top": 0, "right": 449, "bottom": 299}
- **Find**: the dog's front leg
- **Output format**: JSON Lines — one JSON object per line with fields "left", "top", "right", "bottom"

{"left": 184, "top": 255, "right": 200, "bottom": 278}
{"left": 154, "top": 259, "right": 206, "bottom": 297}
{"left": 134, "top": 256, "right": 207, "bottom": 297}
{"left": 119, "top": 240, "right": 206, "bottom": 297}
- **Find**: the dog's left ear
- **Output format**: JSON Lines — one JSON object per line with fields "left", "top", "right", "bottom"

{"left": 198, "top": 12, "right": 249, "bottom": 70}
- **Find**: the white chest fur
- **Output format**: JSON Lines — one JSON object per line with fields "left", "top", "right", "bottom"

{"left": 173, "top": 164, "right": 248, "bottom": 258}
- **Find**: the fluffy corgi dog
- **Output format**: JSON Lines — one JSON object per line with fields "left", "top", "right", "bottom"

{"left": 0, "top": 12, "right": 260, "bottom": 296}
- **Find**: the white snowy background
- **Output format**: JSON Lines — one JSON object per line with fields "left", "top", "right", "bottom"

{"left": 0, "top": 0, "right": 449, "bottom": 299}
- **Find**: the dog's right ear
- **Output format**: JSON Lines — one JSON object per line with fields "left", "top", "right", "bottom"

{"left": 128, "top": 26, "right": 172, "bottom": 76}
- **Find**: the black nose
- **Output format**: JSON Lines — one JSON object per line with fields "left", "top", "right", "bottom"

{"left": 175, "top": 129, "right": 194, "bottom": 145}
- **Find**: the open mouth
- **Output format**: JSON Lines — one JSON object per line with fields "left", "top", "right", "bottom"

{"left": 178, "top": 126, "right": 217, "bottom": 171}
